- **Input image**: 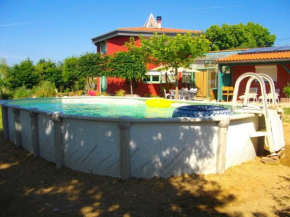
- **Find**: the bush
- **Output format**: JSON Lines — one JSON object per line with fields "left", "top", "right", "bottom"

{"left": 149, "top": 94, "right": 159, "bottom": 98}
{"left": 115, "top": 89, "right": 126, "bottom": 96}
{"left": 64, "top": 88, "right": 70, "bottom": 93}
{"left": 101, "top": 92, "right": 109, "bottom": 96}
{"left": 283, "top": 83, "right": 290, "bottom": 98}
{"left": 0, "top": 88, "right": 13, "bottom": 100}
{"left": 34, "top": 81, "right": 56, "bottom": 98}
{"left": 76, "top": 90, "right": 83, "bottom": 96}
{"left": 13, "top": 86, "right": 33, "bottom": 99}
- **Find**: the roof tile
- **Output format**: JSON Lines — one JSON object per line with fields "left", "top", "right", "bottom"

{"left": 216, "top": 51, "right": 290, "bottom": 63}
{"left": 117, "top": 27, "right": 203, "bottom": 34}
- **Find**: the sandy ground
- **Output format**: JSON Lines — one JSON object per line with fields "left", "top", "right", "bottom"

{"left": 0, "top": 124, "right": 289, "bottom": 217}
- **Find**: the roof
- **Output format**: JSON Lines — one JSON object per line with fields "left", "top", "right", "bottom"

{"left": 240, "top": 45, "right": 290, "bottom": 54}
{"left": 215, "top": 50, "right": 290, "bottom": 64}
{"left": 194, "top": 49, "right": 245, "bottom": 62}
{"left": 92, "top": 28, "right": 203, "bottom": 45}
{"left": 91, "top": 14, "right": 203, "bottom": 45}
{"left": 117, "top": 27, "right": 202, "bottom": 34}
{"left": 143, "top": 13, "right": 158, "bottom": 28}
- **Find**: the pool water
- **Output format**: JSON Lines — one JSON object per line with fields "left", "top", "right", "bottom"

{"left": 6, "top": 98, "right": 233, "bottom": 119}
{"left": 7, "top": 98, "right": 181, "bottom": 118}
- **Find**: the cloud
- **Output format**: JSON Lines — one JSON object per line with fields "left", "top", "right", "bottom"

{"left": 0, "top": 22, "right": 36, "bottom": 28}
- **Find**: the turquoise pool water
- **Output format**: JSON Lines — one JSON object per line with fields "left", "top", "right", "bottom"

{"left": 6, "top": 98, "right": 181, "bottom": 118}
{"left": 6, "top": 98, "right": 232, "bottom": 119}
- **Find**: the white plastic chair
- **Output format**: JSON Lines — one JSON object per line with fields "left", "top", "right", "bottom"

{"left": 239, "top": 87, "right": 258, "bottom": 103}
{"left": 164, "top": 89, "right": 171, "bottom": 99}
{"left": 258, "top": 89, "right": 280, "bottom": 103}
{"left": 189, "top": 88, "right": 198, "bottom": 100}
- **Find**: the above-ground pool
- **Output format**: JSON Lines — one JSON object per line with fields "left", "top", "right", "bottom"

{"left": 1, "top": 96, "right": 264, "bottom": 179}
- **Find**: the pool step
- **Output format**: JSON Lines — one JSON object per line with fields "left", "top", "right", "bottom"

{"left": 250, "top": 130, "right": 268, "bottom": 137}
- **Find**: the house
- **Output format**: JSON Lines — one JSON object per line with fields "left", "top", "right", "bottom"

{"left": 91, "top": 14, "right": 203, "bottom": 96}
{"left": 189, "top": 49, "right": 245, "bottom": 99}
{"left": 215, "top": 46, "right": 290, "bottom": 101}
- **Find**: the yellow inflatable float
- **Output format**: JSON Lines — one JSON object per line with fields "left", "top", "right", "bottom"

{"left": 145, "top": 99, "right": 172, "bottom": 108}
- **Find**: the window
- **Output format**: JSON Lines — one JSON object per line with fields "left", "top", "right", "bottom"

{"left": 167, "top": 73, "right": 177, "bottom": 83}
{"left": 208, "top": 69, "right": 218, "bottom": 88}
{"left": 142, "top": 75, "right": 160, "bottom": 83}
{"left": 204, "top": 61, "right": 216, "bottom": 68}
{"left": 152, "top": 75, "right": 159, "bottom": 82}
{"left": 100, "top": 41, "right": 107, "bottom": 54}
{"left": 255, "top": 65, "right": 277, "bottom": 83}
{"left": 182, "top": 73, "right": 190, "bottom": 83}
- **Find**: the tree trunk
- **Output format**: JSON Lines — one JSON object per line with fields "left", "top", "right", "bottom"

{"left": 86, "top": 77, "right": 92, "bottom": 89}
{"left": 130, "top": 79, "right": 133, "bottom": 95}
{"left": 174, "top": 67, "right": 179, "bottom": 100}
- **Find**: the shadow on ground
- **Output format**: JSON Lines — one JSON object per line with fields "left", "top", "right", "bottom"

{"left": 1, "top": 130, "right": 288, "bottom": 217}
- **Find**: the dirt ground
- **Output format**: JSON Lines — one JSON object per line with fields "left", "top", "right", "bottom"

{"left": 0, "top": 125, "right": 290, "bottom": 217}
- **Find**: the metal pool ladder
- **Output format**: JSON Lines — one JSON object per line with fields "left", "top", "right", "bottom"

{"left": 231, "top": 72, "right": 285, "bottom": 153}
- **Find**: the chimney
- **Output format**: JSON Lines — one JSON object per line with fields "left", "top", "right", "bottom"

{"left": 157, "top": 16, "right": 162, "bottom": 29}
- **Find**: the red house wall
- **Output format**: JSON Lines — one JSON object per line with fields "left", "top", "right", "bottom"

{"left": 103, "top": 36, "right": 163, "bottom": 96}
{"left": 233, "top": 64, "right": 290, "bottom": 98}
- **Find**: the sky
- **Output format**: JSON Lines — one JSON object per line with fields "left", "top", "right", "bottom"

{"left": 1, "top": 0, "right": 290, "bottom": 66}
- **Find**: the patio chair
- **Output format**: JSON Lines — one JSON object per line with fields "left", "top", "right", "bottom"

{"left": 169, "top": 89, "right": 175, "bottom": 99}
{"left": 238, "top": 87, "right": 258, "bottom": 103}
{"left": 222, "top": 86, "right": 234, "bottom": 102}
{"left": 164, "top": 89, "right": 171, "bottom": 99}
{"left": 189, "top": 88, "right": 198, "bottom": 100}
{"left": 258, "top": 89, "right": 280, "bottom": 103}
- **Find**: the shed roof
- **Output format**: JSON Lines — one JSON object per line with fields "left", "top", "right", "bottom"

{"left": 215, "top": 50, "right": 290, "bottom": 64}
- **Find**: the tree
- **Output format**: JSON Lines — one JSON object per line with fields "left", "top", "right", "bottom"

{"left": 62, "top": 56, "right": 82, "bottom": 91}
{"left": 8, "top": 59, "right": 39, "bottom": 89}
{"left": 0, "top": 58, "right": 10, "bottom": 87}
{"left": 206, "top": 22, "right": 276, "bottom": 51}
{"left": 108, "top": 48, "right": 147, "bottom": 94}
{"left": 35, "top": 59, "right": 63, "bottom": 89}
{"left": 141, "top": 32, "right": 210, "bottom": 99}
{"left": 78, "top": 52, "right": 108, "bottom": 90}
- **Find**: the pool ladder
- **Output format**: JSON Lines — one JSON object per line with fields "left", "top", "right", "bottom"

{"left": 231, "top": 72, "right": 284, "bottom": 153}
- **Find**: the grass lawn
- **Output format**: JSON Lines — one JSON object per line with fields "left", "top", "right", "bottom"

{"left": 282, "top": 107, "right": 290, "bottom": 123}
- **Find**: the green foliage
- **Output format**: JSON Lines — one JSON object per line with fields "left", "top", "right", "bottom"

{"left": 206, "top": 22, "right": 276, "bottom": 51}
{"left": 0, "top": 88, "right": 13, "bottom": 100}
{"left": 0, "top": 106, "right": 2, "bottom": 130}
{"left": 141, "top": 32, "right": 210, "bottom": 98}
{"left": 63, "top": 88, "right": 70, "bottom": 93}
{"left": 115, "top": 89, "right": 126, "bottom": 96}
{"left": 141, "top": 32, "right": 210, "bottom": 69}
{"left": 148, "top": 94, "right": 159, "bottom": 98}
{"left": 34, "top": 81, "right": 56, "bottom": 98}
{"left": 78, "top": 52, "right": 108, "bottom": 90}
{"left": 282, "top": 107, "right": 290, "bottom": 123}
{"left": 8, "top": 59, "right": 39, "bottom": 89}
{"left": 13, "top": 86, "right": 33, "bottom": 99}
{"left": 0, "top": 58, "right": 11, "bottom": 89}
{"left": 35, "top": 59, "right": 63, "bottom": 88}
{"left": 62, "top": 56, "right": 81, "bottom": 91}
{"left": 283, "top": 83, "right": 290, "bottom": 98}
{"left": 108, "top": 42, "right": 148, "bottom": 94}
{"left": 101, "top": 91, "right": 109, "bottom": 96}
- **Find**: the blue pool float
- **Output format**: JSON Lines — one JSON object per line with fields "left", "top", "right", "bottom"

{"left": 172, "top": 105, "right": 232, "bottom": 117}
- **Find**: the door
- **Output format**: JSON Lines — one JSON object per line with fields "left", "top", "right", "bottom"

{"left": 101, "top": 76, "right": 107, "bottom": 92}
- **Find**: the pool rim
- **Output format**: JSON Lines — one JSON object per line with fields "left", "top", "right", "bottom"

{"left": 0, "top": 96, "right": 256, "bottom": 122}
